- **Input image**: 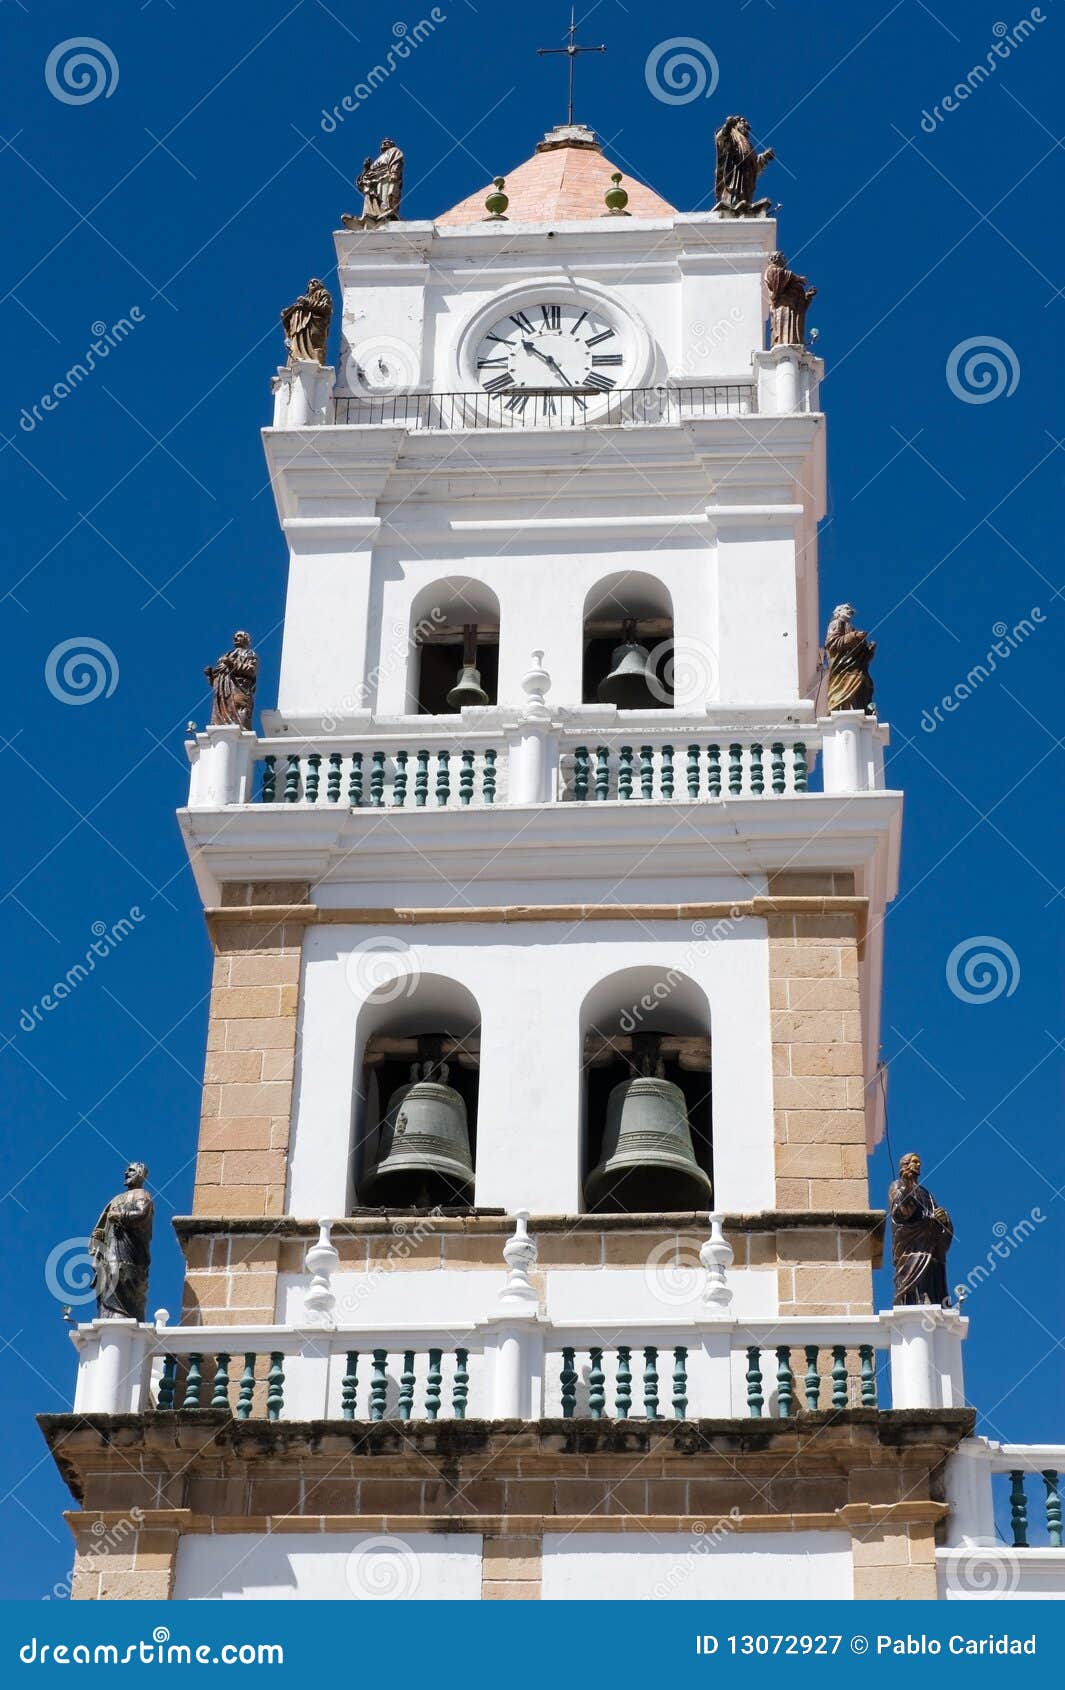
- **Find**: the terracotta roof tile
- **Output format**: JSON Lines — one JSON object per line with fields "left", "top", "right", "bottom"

{"left": 438, "top": 126, "right": 676, "bottom": 226}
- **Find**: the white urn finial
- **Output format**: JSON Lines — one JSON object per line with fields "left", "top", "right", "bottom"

{"left": 520, "top": 652, "right": 551, "bottom": 722}
{"left": 497, "top": 1210, "right": 539, "bottom": 1307}
{"left": 700, "top": 1211, "right": 734, "bottom": 1307}
{"left": 303, "top": 1218, "right": 340, "bottom": 1327}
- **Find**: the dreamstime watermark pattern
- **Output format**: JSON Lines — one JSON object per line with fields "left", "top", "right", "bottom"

{"left": 321, "top": 607, "right": 446, "bottom": 729}
{"left": 946, "top": 335, "right": 1020, "bottom": 404}
{"left": 44, "top": 637, "right": 120, "bottom": 705}
{"left": 645, "top": 38, "right": 720, "bottom": 106}
{"left": 919, "top": 10, "right": 1046, "bottom": 133}
{"left": 44, "top": 38, "right": 119, "bottom": 106}
{"left": 619, "top": 911, "right": 743, "bottom": 1033}
{"left": 651, "top": 1510, "right": 742, "bottom": 1597}
{"left": 945, "top": 935, "right": 1020, "bottom": 1005}
{"left": 44, "top": 1509, "right": 143, "bottom": 1600}
{"left": 951, "top": 1208, "right": 1045, "bottom": 1306}
{"left": 19, "top": 908, "right": 145, "bottom": 1033}
{"left": 19, "top": 310, "right": 145, "bottom": 433}
{"left": 919, "top": 609, "right": 1045, "bottom": 732}
{"left": 345, "top": 935, "right": 422, "bottom": 1003}
{"left": 320, "top": 12, "right": 447, "bottom": 132}
{"left": 335, "top": 1211, "right": 443, "bottom": 1317}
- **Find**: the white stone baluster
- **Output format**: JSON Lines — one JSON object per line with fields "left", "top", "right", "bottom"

{"left": 887, "top": 1305, "right": 942, "bottom": 1409}
{"left": 700, "top": 1211, "right": 734, "bottom": 1307}
{"left": 481, "top": 1210, "right": 544, "bottom": 1417}
{"left": 303, "top": 1219, "right": 339, "bottom": 1328}
{"left": 508, "top": 654, "right": 558, "bottom": 804}
{"left": 271, "top": 360, "right": 335, "bottom": 427}
{"left": 186, "top": 724, "right": 256, "bottom": 808}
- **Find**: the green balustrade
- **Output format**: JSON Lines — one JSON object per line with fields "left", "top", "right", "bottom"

{"left": 482, "top": 747, "right": 497, "bottom": 805}
{"left": 1010, "top": 1471, "right": 1029, "bottom": 1547}
{"left": 452, "top": 1348, "right": 469, "bottom": 1419}
{"left": 284, "top": 755, "right": 300, "bottom": 803}
{"left": 594, "top": 746, "right": 610, "bottom": 800}
{"left": 1043, "top": 1472, "right": 1062, "bottom": 1548}
{"left": 707, "top": 743, "right": 721, "bottom": 797}
{"left": 261, "top": 755, "right": 276, "bottom": 803}
{"left": 672, "top": 1346, "right": 688, "bottom": 1421}
{"left": 370, "top": 749, "right": 385, "bottom": 806}
{"left": 618, "top": 745, "right": 633, "bottom": 800}
{"left": 776, "top": 1346, "right": 794, "bottom": 1418}
{"left": 370, "top": 1349, "right": 388, "bottom": 1421}
{"left": 425, "top": 1349, "right": 442, "bottom": 1422}
{"left": 859, "top": 1344, "right": 877, "bottom": 1407}
{"left": 341, "top": 1353, "right": 359, "bottom": 1420}
{"left": 661, "top": 744, "right": 674, "bottom": 799}
{"left": 266, "top": 1353, "right": 284, "bottom": 1422}
{"left": 686, "top": 744, "right": 700, "bottom": 798}
{"left": 640, "top": 745, "right": 654, "bottom": 800}
{"left": 459, "top": 749, "right": 475, "bottom": 806}
{"left": 589, "top": 1349, "right": 605, "bottom": 1419}
{"left": 183, "top": 1353, "right": 203, "bottom": 1410}
{"left": 414, "top": 749, "right": 429, "bottom": 807}
{"left": 831, "top": 1346, "right": 848, "bottom": 1409}
{"left": 399, "top": 1351, "right": 416, "bottom": 1420}
{"left": 728, "top": 743, "right": 743, "bottom": 795}
{"left": 305, "top": 753, "right": 321, "bottom": 803}
{"left": 794, "top": 742, "right": 808, "bottom": 792}
{"left": 211, "top": 1352, "right": 231, "bottom": 1411}
{"left": 348, "top": 751, "right": 363, "bottom": 807}
{"left": 560, "top": 1348, "right": 577, "bottom": 1418}
{"left": 573, "top": 746, "right": 589, "bottom": 801}
{"left": 771, "top": 742, "right": 786, "bottom": 795}
{"left": 746, "top": 1346, "right": 763, "bottom": 1417}
{"left": 750, "top": 742, "right": 764, "bottom": 795}
{"left": 393, "top": 749, "right": 408, "bottom": 807}
{"left": 157, "top": 1355, "right": 177, "bottom": 1410}
{"left": 237, "top": 1353, "right": 256, "bottom": 1420}
{"left": 643, "top": 1346, "right": 659, "bottom": 1420}
{"left": 436, "top": 749, "right": 450, "bottom": 806}
{"left": 327, "top": 751, "right": 342, "bottom": 803}
{"left": 615, "top": 1346, "right": 632, "bottom": 1419}
{"left": 803, "top": 1345, "right": 820, "bottom": 1411}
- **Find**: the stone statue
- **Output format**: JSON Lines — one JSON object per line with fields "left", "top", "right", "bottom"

{"left": 824, "top": 604, "right": 876, "bottom": 713}
{"left": 765, "top": 251, "right": 817, "bottom": 348}
{"left": 342, "top": 137, "right": 404, "bottom": 228}
{"left": 280, "top": 277, "right": 333, "bottom": 365}
{"left": 888, "top": 1152, "right": 953, "bottom": 1307}
{"left": 713, "top": 115, "right": 775, "bottom": 216}
{"left": 89, "top": 1163, "right": 154, "bottom": 1321}
{"left": 205, "top": 631, "right": 258, "bottom": 730}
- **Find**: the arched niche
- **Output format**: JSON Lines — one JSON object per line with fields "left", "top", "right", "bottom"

{"left": 407, "top": 577, "right": 501, "bottom": 715}
{"left": 582, "top": 571, "right": 676, "bottom": 708}
{"left": 579, "top": 966, "right": 713, "bottom": 1213}
{"left": 353, "top": 972, "right": 481, "bottom": 1212}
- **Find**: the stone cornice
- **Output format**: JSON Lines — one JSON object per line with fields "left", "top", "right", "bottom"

{"left": 206, "top": 893, "right": 868, "bottom": 932}
{"left": 171, "top": 1208, "right": 886, "bottom": 1241}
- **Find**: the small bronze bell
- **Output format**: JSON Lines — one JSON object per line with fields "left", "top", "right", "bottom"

{"left": 361, "top": 1061, "right": 475, "bottom": 1208}
{"left": 446, "top": 624, "right": 490, "bottom": 710}
{"left": 597, "top": 619, "right": 657, "bottom": 710}
{"left": 585, "top": 1057, "right": 711, "bottom": 1213}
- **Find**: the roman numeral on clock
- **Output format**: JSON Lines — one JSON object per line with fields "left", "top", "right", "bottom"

{"left": 592, "top": 354, "right": 624, "bottom": 366}
{"left": 483, "top": 372, "right": 515, "bottom": 392}
{"left": 585, "top": 329, "right": 615, "bottom": 347}
{"left": 585, "top": 371, "right": 616, "bottom": 390}
{"left": 477, "top": 357, "right": 509, "bottom": 368}
{"left": 540, "top": 304, "right": 561, "bottom": 330}
{"left": 509, "top": 311, "right": 535, "bottom": 334}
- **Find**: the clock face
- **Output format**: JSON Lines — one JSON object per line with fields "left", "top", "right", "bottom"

{"left": 474, "top": 301, "right": 626, "bottom": 408}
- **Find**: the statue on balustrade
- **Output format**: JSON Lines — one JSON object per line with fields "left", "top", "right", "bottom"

{"left": 280, "top": 277, "right": 333, "bottom": 365}
{"left": 342, "top": 137, "right": 404, "bottom": 228}
{"left": 888, "top": 1152, "right": 953, "bottom": 1307}
{"left": 89, "top": 1162, "right": 154, "bottom": 1321}
{"left": 765, "top": 251, "right": 817, "bottom": 349}
{"left": 824, "top": 604, "right": 876, "bottom": 714}
{"left": 205, "top": 630, "right": 258, "bottom": 730}
{"left": 713, "top": 115, "right": 775, "bottom": 216}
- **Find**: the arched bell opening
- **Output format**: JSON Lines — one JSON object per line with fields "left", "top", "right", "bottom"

{"left": 582, "top": 571, "right": 675, "bottom": 710}
{"left": 352, "top": 974, "right": 481, "bottom": 1212}
{"left": 408, "top": 578, "right": 500, "bottom": 715}
{"left": 579, "top": 968, "right": 712, "bottom": 1215}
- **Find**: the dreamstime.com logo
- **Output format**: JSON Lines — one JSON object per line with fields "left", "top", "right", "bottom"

{"left": 946, "top": 336, "right": 1020, "bottom": 404}
{"left": 644, "top": 38, "right": 720, "bottom": 105}
{"left": 20, "top": 1631, "right": 284, "bottom": 1666}
{"left": 945, "top": 936, "right": 1020, "bottom": 1005}
{"left": 345, "top": 1535, "right": 421, "bottom": 1598}
{"left": 45, "top": 637, "right": 119, "bottom": 705}
{"left": 45, "top": 38, "right": 119, "bottom": 105}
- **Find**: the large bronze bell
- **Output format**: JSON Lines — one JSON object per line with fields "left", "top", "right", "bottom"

{"left": 597, "top": 618, "right": 657, "bottom": 710}
{"left": 446, "top": 624, "right": 490, "bottom": 710}
{"left": 585, "top": 1060, "right": 711, "bottom": 1213}
{"left": 361, "top": 1061, "right": 475, "bottom": 1207}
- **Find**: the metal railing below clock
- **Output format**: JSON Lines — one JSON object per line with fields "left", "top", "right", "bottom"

{"left": 331, "top": 383, "right": 755, "bottom": 430}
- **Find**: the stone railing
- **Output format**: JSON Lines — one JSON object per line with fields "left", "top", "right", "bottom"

{"left": 185, "top": 714, "right": 888, "bottom": 811}
{"left": 70, "top": 1216, "right": 965, "bottom": 1425}
{"left": 941, "top": 1439, "right": 1065, "bottom": 1597}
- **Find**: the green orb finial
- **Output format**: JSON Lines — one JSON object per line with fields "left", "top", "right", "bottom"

{"left": 604, "top": 171, "right": 630, "bottom": 216}
{"left": 484, "top": 176, "right": 509, "bottom": 220}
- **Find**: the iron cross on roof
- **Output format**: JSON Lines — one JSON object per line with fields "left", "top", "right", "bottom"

{"left": 537, "top": 7, "right": 606, "bottom": 127}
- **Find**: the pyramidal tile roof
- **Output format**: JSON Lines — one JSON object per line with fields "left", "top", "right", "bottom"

{"left": 438, "top": 124, "right": 676, "bottom": 226}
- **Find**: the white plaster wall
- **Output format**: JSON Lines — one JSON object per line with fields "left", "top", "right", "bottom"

{"left": 286, "top": 917, "right": 775, "bottom": 1219}
{"left": 541, "top": 1532, "right": 853, "bottom": 1600}
{"left": 277, "top": 537, "right": 377, "bottom": 722}
{"left": 173, "top": 1533, "right": 482, "bottom": 1600}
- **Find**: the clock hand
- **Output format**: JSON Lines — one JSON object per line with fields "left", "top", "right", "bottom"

{"left": 520, "top": 339, "right": 575, "bottom": 386}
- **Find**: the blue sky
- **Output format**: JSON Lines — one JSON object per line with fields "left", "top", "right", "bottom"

{"left": 1, "top": 0, "right": 1062, "bottom": 1599}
